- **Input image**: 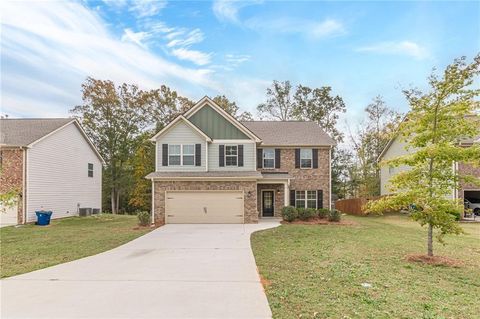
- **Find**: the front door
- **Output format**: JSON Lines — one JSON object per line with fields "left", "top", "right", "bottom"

{"left": 262, "top": 191, "right": 274, "bottom": 217}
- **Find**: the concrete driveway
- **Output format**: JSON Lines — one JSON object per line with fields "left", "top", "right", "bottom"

{"left": 1, "top": 220, "right": 280, "bottom": 319}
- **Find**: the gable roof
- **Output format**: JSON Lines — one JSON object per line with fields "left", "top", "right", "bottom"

{"left": 184, "top": 96, "right": 262, "bottom": 142}
{"left": 1, "top": 118, "right": 73, "bottom": 146}
{"left": 241, "top": 121, "right": 336, "bottom": 146}
{"left": 0, "top": 118, "right": 105, "bottom": 163}
{"left": 149, "top": 115, "right": 212, "bottom": 142}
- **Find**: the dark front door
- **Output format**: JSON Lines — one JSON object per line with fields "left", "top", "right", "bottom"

{"left": 262, "top": 191, "right": 274, "bottom": 217}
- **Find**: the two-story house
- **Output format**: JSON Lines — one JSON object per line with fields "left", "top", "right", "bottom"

{"left": 146, "top": 96, "right": 335, "bottom": 224}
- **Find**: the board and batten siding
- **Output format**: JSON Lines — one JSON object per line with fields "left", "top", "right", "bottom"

{"left": 208, "top": 142, "right": 256, "bottom": 171}
{"left": 26, "top": 122, "right": 102, "bottom": 222}
{"left": 155, "top": 121, "right": 206, "bottom": 171}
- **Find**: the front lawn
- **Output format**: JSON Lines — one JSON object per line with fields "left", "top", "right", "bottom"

{"left": 251, "top": 214, "right": 480, "bottom": 319}
{"left": 0, "top": 214, "right": 152, "bottom": 278}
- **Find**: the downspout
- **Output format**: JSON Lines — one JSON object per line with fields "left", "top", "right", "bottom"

{"left": 151, "top": 179, "right": 155, "bottom": 225}
{"left": 22, "top": 147, "right": 27, "bottom": 224}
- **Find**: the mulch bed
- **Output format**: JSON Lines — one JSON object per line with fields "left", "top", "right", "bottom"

{"left": 132, "top": 222, "right": 164, "bottom": 230}
{"left": 405, "top": 254, "right": 464, "bottom": 267}
{"left": 281, "top": 217, "right": 357, "bottom": 226}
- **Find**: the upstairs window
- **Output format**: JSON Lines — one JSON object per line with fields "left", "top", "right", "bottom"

{"left": 88, "top": 163, "right": 94, "bottom": 177}
{"left": 225, "top": 145, "right": 238, "bottom": 166}
{"left": 300, "top": 149, "right": 312, "bottom": 168}
{"left": 168, "top": 145, "right": 181, "bottom": 165}
{"left": 182, "top": 145, "right": 195, "bottom": 166}
{"left": 263, "top": 149, "right": 275, "bottom": 168}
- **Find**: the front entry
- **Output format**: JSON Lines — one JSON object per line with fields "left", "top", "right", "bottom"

{"left": 262, "top": 191, "right": 274, "bottom": 217}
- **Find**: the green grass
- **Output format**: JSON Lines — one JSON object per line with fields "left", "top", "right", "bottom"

{"left": 251, "top": 214, "right": 480, "bottom": 319}
{"left": 0, "top": 214, "right": 151, "bottom": 278}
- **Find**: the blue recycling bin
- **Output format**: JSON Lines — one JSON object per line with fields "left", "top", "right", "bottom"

{"left": 35, "top": 211, "right": 53, "bottom": 226}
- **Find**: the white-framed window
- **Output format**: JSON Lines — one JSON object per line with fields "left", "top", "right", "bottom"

{"left": 225, "top": 145, "right": 238, "bottom": 166}
{"left": 300, "top": 149, "right": 312, "bottom": 168}
{"left": 168, "top": 144, "right": 181, "bottom": 166}
{"left": 263, "top": 148, "right": 275, "bottom": 168}
{"left": 169, "top": 144, "right": 195, "bottom": 166}
{"left": 182, "top": 144, "right": 195, "bottom": 166}
{"left": 88, "top": 163, "right": 94, "bottom": 177}
{"left": 296, "top": 190, "right": 317, "bottom": 209}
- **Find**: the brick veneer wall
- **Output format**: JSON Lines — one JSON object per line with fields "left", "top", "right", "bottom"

{"left": 257, "top": 184, "right": 284, "bottom": 218}
{"left": 153, "top": 180, "right": 258, "bottom": 224}
{"left": 257, "top": 148, "right": 331, "bottom": 209}
{"left": 0, "top": 148, "right": 24, "bottom": 224}
{"left": 458, "top": 162, "right": 480, "bottom": 198}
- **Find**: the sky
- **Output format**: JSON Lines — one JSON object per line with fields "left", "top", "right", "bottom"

{"left": 1, "top": 0, "right": 479, "bottom": 132}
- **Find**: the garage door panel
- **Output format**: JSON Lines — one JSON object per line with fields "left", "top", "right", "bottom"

{"left": 166, "top": 191, "right": 244, "bottom": 224}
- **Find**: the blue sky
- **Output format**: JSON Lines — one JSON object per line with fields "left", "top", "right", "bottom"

{"left": 1, "top": 0, "right": 479, "bottom": 133}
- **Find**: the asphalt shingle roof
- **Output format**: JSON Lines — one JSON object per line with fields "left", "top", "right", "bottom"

{"left": 241, "top": 121, "right": 335, "bottom": 146}
{"left": 0, "top": 118, "right": 73, "bottom": 146}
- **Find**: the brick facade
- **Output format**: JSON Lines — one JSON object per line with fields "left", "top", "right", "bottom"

{"left": 257, "top": 148, "right": 331, "bottom": 209}
{"left": 458, "top": 162, "right": 480, "bottom": 198}
{"left": 153, "top": 180, "right": 258, "bottom": 224}
{"left": 257, "top": 184, "right": 285, "bottom": 218}
{"left": 0, "top": 148, "right": 24, "bottom": 224}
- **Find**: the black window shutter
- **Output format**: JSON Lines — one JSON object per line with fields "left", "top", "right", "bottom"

{"left": 219, "top": 145, "right": 225, "bottom": 167}
{"left": 295, "top": 149, "right": 300, "bottom": 168}
{"left": 238, "top": 145, "right": 244, "bottom": 167}
{"left": 257, "top": 148, "right": 263, "bottom": 168}
{"left": 290, "top": 190, "right": 296, "bottom": 207}
{"left": 275, "top": 149, "right": 281, "bottom": 168}
{"left": 195, "top": 144, "right": 201, "bottom": 166}
{"left": 317, "top": 190, "right": 323, "bottom": 209}
{"left": 312, "top": 149, "right": 318, "bottom": 168}
{"left": 162, "top": 144, "right": 168, "bottom": 166}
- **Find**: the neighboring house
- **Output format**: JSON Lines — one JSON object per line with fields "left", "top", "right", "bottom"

{"left": 146, "top": 96, "right": 335, "bottom": 224}
{"left": 0, "top": 118, "right": 104, "bottom": 226}
{"left": 379, "top": 134, "right": 480, "bottom": 216}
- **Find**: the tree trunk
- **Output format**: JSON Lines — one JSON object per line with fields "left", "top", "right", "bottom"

{"left": 111, "top": 188, "right": 116, "bottom": 214}
{"left": 116, "top": 190, "right": 120, "bottom": 214}
{"left": 427, "top": 223, "right": 433, "bottom": 256}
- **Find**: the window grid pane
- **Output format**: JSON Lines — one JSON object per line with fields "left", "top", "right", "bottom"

{"left": 263, "top": 159, "right": 274, "bottom": 168}
{"left": 226, "top": 146, "right": 237, "bottom": 156}
{"left": 183, "top": 144, "right": 194, "bottom": 155}
{"left": 169, "top": 145, "right": 181, "bottom": 155}
{"left": 169, "top": 155, "right": 181, "bottom": 165}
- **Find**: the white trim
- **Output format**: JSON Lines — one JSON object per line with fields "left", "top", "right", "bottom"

{"left": 261, "top": 189, "right": 275, "bottom": 217}
{"left": 24, "top": 148, "right": 29, "bottom": 223}
{"left": 155, "top": 142, "right": 158, "bottom": 171}
{"left": 150, "top": 116, "right": 212, "bottom": 142}
{"left": 150, "top": 176, "right": 260, "bottom": 181}
{"left": 329, "top": 146, "right": 332, "bottom": 209}
{"left": 205, "top": 141, "right": 209, "bottom": 172}
{"left": 184, "top": 96, "right": 262, "bottom": 142}
{"left": 300, "top": 148, "right": 313, "bottom": 169}
{"left": 257, "top": 179, "right": 289, "bottom": 184}
{"left": 27, "top": 120, "right": 105, "bottom": 164}
{"left": 214, "top": 139, "right": 256, "bottom": 144}
{"left": 167, "top": 144, "right": 196, "bottom": 167}
{"left": 22, "top": 147, "right": 27, "bottom": 224}
{"left": 285, "top": 181, "right": 289, "bottom": 207}
{"left": 224, "top": 144, "right": 238, "bottom": 167}
{"left": 262, "top": 148, "right": 275, "bottom": 169}
{"left": 295, "top": 190, "right": 318, "bottom": 209}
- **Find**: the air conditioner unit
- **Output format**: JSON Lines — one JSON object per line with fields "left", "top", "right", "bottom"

{"left": 79, "top": 208, "right": 92, "bottom": 216}
{"left": 92, "top": 208, "right": 100, "bottom": 214}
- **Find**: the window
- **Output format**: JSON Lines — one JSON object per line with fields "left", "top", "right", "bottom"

{"left": 307, "top": 191, "right": 317, "bottom": 209}
{"left": 263, "top": 149, "right": 275, "bottom": 168}
{"left": 88, "top": 163, "right": 93, "bottom": 177}
{"left": 300, "top": 149, "right": 312, "bottom": 168}
{"left": 225, "top": 145, "right": 238, "bottom": 166}
{"left": 168, "top": 144, "right": 181, "bottom": 165}
{"left": 182, "top": 144, "right": 195, "bottom": 166}
{"left": 296, "top": 190, "right": 317, "bottom": 209}
{"left": 295, "top": 191, "right": 306, "bottom": 208}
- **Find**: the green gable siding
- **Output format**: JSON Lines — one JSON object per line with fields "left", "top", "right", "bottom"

{"left": 189, "top": 104, "right": 249, "bottom": 139}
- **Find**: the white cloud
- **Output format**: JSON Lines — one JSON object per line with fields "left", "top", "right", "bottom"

{"left": 245, "top": 17, "right": 345, "bottom": 39}
{"left": 129, "top": 0, "right": 167, "bottom": 18}
{"left": 166, "top": 29, "right": 204, "bottom": 48}
{"left": 212, "top": 0, "right": 263, "bottom": 24}
{"left": 356, "top": 41, "right": 429, "bottom": 59}
{"left": 171, "top": 48, "right": 212, "bottom": 66}
{"left": 121, "top": 28, "right": 150, "bottom": 48}
{"left": 0, "top": 0, "right": 219, "bottom": 117}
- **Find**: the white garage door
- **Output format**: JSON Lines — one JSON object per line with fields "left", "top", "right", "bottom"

{"left": 166, "top": 191, "right": 244, "bottom": 224}
{"left": 0, "top": 203, "right": 18, "bottom": 227}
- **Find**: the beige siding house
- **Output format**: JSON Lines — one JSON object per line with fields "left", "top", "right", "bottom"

{"left": 146, "top": 96, "right": 335, "bottom": 224}
{"left": 0, "top": 118, "right": 104, "bottom": 226}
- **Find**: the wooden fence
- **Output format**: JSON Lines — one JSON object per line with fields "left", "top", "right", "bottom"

{"left": 335, "top": 196, "right": 383, "bottom": 216}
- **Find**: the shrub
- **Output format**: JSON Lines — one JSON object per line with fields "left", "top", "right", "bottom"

{"left": 447, "top": 210, "right": 461, "bottom": 221}
{"left": 328, "top": 209, "right": 342, "bottom": 222}
{"left": 137, "top": 211, "right": 151, "bottom": 226}
{"left": 317, "top": 208, "right": 329, "bottom": 219}
{"left": 281, "top": 206, "right": 298, "bottom": 222}
{"left": 298, "top": 208, "right": 316, "bottom": 220}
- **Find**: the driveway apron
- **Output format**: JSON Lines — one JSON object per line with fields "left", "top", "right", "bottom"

{"left": 1, "top": 220, "right": 280, "bottom": 319}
